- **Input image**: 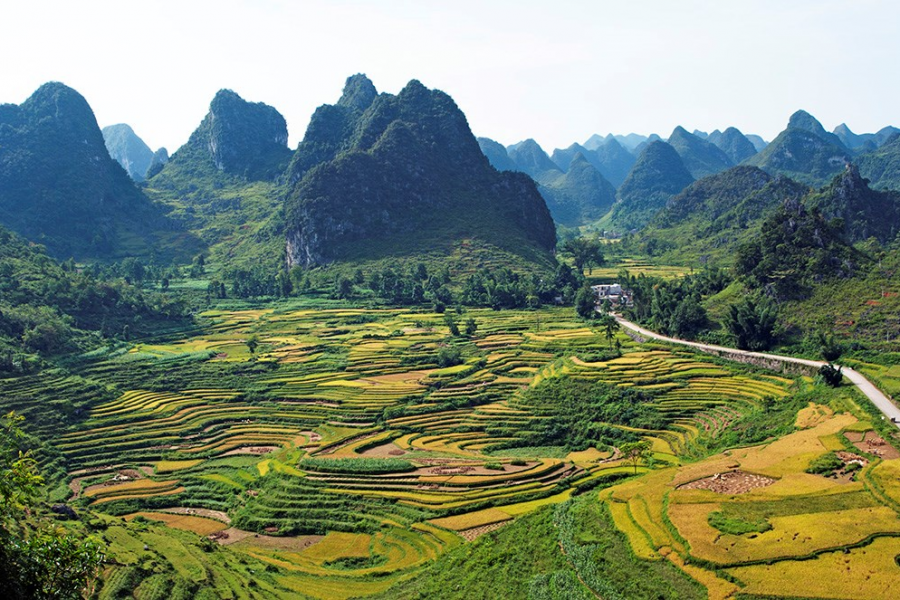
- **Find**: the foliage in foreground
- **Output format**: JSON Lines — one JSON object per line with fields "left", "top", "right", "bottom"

{"left": 0, "top": 413, "right": 104, "bottom": 599}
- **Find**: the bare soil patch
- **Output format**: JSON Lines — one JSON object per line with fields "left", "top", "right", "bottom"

{"left": 219, "top": 527, "right": 324, "bottom": 551}
{"left": 82, "top": 468, "right": 147, "bottom": 496}
{"left": 359, "top": 442, "right": 407, "bottom": 458}
{"left": 160, "top": 507, "right": 231, "bottom": 524}
{"left": 844, "top": 431, "right": 866, "bottom": 443}
{"left": 851, "top": 431, "right": 900, "bottom": 459}
{"left": 222, "top": 446, "right": 279, "bottom": 456}
{"left": 678, "top": 470, "right": 777, "bottom": 494}
{"left": 459, "top": 521, "right": 510, "bottom": 541}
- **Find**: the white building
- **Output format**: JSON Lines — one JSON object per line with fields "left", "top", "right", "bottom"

{"left": 591, "top": 283, "right": 631, "bottom": 307}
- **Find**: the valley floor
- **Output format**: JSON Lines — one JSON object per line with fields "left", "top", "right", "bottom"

{"left": 5, "top": 300, "right": 900, "bottom": 599}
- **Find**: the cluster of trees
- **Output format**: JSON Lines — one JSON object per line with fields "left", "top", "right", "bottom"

{"left": 735, "top": 200, "right": 864, "bottom": 300}
{"left": 220, "top": 266, "right": 292, "bottom": 299}
{"left": 724, "top": 296, "right": 779, "bottom": 351}
{"left": 360, "top": 264, "right": 452, "bottom": 307}
{"left": 0, "top": 228, "right": 188, "bottom": 370}
{"left": 559, "top": 238, "right": 605, "bottom": 274}
{"left": 460, "top": 267, "right": 571, "bottom": 309}
{"left": 620, "top": 266, "right": 785, "bottom": 351}
{"left": 340, "top": 263, "right": 584, "bottom": 311}
{"left": 624, "top": 267, "right": 730, "bottom": 339}
{"left": 513, "top": 377, "right": 665, "bottom": 451}
{"left": 207, "top": 236, "right": 606, "bottom": 310}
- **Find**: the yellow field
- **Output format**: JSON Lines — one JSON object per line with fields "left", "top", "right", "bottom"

{"left": 301, "top": 532, "right": 373, "bottom": 563}
{"left": 124, "top": 512, "right": 227, "bottom": 535}
{"left": 728, "top": 536, "right": 900, "bottom": 599}
{"left": 154, "top": 459, "right": 204, "bottom": 473}
{"left": 598, "top": 410, "right": 900, "bottom": 598}
{"left": 795, "top": 403, "right": 834, "bottom": 428}
{"left": 669, "top": 503, "right": 900, "bottom": 564}
{"left": 84, "top": 479, "right": 180, "bottom": 499}
{"left": 48, "top": 303, "right": 900, "bottom": 599}
{"left": 428, "top": 508, "right": 512, "bottom": 531}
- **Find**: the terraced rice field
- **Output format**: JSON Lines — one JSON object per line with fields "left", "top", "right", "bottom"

{"left": 602, "top": 408, "right": 900, "bottom": 600}
{"left": 8, "top": 302, "right": 891, "bottom": 598}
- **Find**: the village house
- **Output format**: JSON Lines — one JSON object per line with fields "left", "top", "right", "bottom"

{"left": 591, "top": 283, "right": 632, "bottom": 307}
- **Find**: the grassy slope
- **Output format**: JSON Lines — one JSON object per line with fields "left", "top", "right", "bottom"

{"left": 374, "top": 495, "right": 703, "bottom": 600}
{"left": 145, "top": 161, "right": 286, "bottom": 272}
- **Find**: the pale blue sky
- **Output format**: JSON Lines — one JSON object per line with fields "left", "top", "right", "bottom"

{"left": 2, "top": 0, "right": 898, "bottom": 153}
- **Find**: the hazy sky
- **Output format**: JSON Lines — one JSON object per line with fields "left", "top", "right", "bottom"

{"left": 2, "top": 0, "right": 898, "bottom": 153}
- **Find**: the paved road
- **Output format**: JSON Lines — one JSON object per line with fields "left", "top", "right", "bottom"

{"left": 613, "top": 315, "right": 900, "bottom": 430}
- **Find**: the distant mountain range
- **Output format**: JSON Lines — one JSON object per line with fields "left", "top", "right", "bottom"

{"left": 478, "top": 137, "right": 619, "bottom": 227}
{"left": 101, "top": 124, "right": 166, "bottom": 182}
{"left": 604, "top": 140, "right": 695, "bottom": 231}
{"left": 745, "top": 111, "right": 850, "bottom": 186}
{"left": 2, "top": 77, "right": 898, "bottom": 270}
{"left": 857, "top": 133, "right": 900, "bottom": 191}
{"left": 477, "top": 110, "right": 899, "bottom": 231}
{"left": 632, "top": 159, "right": 900, "bottom": 269}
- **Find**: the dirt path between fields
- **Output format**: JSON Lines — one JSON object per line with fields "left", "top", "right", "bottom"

{"left": 613, "top": 315, "right": 900, "bottom": 431}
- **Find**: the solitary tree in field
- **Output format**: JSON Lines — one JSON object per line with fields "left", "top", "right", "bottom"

{"left": 620, "top": 440, "right": 651, "bottom": 475}
{"left": 444, "top": 314, "right": 460, "bottom": 336}
{"left": 600, "top": 314, "right": 619, "bottom": 349}
{"left": 246, "top": 335, "right": 259, "bottom": 355}
{"left": 817, "top": 331, "right": 843, "bottom": 363}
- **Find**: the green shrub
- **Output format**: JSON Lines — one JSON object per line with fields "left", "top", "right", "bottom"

{"left": 806, "top": 451, "right": 844, "bottom": 475}
{"left": 708, "top": 511, "right": 772, "bottom": 535}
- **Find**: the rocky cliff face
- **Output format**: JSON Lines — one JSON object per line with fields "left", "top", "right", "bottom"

{"left": 286, "top": 74, "right": 379, "bottom": 184}
{"left": 0, "top": 82, "right": 197, "bottom": 259}
{"left": 284, "top": 78, "right": 556, "bottom": 268}
{"left": 158, "top": 89, "right": 291, "bottom": 182}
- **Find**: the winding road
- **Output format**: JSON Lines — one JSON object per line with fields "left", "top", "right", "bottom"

{"left": 613, "top": 315, "right": 900, "bottom": 431}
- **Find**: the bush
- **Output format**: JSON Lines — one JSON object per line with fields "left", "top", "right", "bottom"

{"left": 436, "top": 347, "right": 462, "bottom": 368}
{"left": 708, "top": 511, "right": 772, "bottom": 535}
{"left": 806, "top": 451, "right": 844, "bottom": 475}
{"left": 818, "top": 363, "right": 843, "bottom": 387}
